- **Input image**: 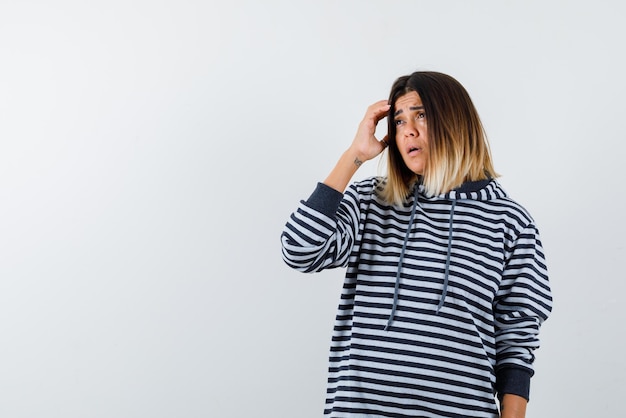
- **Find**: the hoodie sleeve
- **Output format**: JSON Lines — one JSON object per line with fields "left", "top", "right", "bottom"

{"left": 494, "top": 222, "right": 552, "bottom": 401}
{"left": 280, "top": 182, "right": 363, "bottom": 273}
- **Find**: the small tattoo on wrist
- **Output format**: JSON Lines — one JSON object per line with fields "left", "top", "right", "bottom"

{"left": 354, "top": 157, "right": 363, "bottom": 167}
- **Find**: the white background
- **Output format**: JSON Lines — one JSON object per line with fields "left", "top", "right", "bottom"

{"left": 1, "top": 1, "right": 624, "bottom": 417}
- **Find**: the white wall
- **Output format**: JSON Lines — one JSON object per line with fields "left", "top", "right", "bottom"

{"left": 1, "top": 1, "right": 624, "bottom": 417}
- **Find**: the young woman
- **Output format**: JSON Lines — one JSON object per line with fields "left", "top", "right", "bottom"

{"left": 281, "top": 71, "right": 552, "bottom": 418}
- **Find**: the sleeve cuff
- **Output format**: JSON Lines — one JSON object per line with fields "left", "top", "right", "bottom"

{"left": 302, "top": 182, "right": 344, "bottom": 218}
{"left": 496, "top": 367, "right": 532, "bottom": 402}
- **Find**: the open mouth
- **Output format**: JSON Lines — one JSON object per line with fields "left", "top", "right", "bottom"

{"left": 408, "top": 146, "right": 421, "bottom": 155}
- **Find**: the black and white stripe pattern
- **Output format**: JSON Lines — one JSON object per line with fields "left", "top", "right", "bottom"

{"left": 281, "top": 177, "right": 552, "bottom": 417}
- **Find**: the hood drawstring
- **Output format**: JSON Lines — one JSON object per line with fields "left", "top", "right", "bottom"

{"left": 385, "top": 188, "right": 458, "bottom": 331}
{"left": 437, "top": 199, "right": 456, "bottom": 314}
{"left": 385, "top": 186, "right": 420, "bottom": 331}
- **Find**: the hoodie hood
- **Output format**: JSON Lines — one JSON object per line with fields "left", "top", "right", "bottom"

{"left": 384, "top": 178, "right": 506, "bottom": 331}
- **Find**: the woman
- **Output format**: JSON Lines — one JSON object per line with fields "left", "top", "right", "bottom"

{"left": 280, "top": 71, "right": 552, "bottom": 418}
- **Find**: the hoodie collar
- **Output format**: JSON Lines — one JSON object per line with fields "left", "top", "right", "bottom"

{"left": 420, "top": 178, "right": 507, "bottom": 202}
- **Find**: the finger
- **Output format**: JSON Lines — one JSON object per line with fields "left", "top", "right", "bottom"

{"left": 373, "top": 103, "right": 391, "bottom": 122}
{"left": 369, "top": 99, "right": 389, "bottom": 109}
{"left": 365, "top": 103, "right": 391, "bottom": 125}
{"left": 366, "top": 100, "right": 390, "bottom": 114}
{"left": 372, "top": 101, "right": 390, "bottom": 113}
{"left": 361, "top": 101, "right": 390, "bottom": 132}
{"left": 380, "top": 135, "right": 389, "bottom": 149}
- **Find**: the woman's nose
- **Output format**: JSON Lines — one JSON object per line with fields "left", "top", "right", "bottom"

{"left": 404, "top": 121, "right": 417, "bottom": 137}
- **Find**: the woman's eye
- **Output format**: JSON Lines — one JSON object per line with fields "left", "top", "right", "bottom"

{"left": 395, "top": 119, "right": 404, "bottom": 126}
{"left": 417, "top": 112, "right": 426, "bottom": 119}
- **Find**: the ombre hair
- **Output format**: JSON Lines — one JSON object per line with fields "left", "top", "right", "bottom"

{"left": 379, "top": 71, "right": 498, "bottom": 205}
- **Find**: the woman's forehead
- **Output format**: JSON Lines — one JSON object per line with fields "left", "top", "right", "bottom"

{"left": 394, "top": 91, "right": 423, "bottom": 114}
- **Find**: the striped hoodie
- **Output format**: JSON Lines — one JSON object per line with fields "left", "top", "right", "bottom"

{"left": 281, "top": 176, "right": 552, "bottom": 417}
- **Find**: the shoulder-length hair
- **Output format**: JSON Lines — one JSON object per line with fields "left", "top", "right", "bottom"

{"left": 380, "top": 71, "right": 498, "bottom": 205}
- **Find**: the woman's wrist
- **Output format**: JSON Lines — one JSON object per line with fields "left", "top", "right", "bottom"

{"left": 500, "top": 394, "right": 527, "bottom": 418}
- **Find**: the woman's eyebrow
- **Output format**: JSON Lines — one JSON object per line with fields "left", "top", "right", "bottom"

{"left": 394, "top": 106, "right": 425, "bottom": 117}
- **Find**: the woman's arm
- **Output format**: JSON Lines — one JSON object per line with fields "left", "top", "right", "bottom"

{"left": 495, "top": 222, "right": 552, "bottom": 416}
{"left": 500, "top": 394, "right": 527, "bottom": 418}
{"left": 281, "top": 100, "right": 390, "bottom": 272}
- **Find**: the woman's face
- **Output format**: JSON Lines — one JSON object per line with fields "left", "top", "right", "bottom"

{"left": 394, "top": 91, "right": 429, "bottom": 175}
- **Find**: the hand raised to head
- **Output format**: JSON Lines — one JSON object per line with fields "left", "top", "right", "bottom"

{"left": 350, "top": 100, "right": 391, "bottom": 163}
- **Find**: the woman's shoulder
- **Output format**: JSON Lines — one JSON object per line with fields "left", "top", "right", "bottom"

{"left": 485, "top": 181, "right": 538, "bottom": 229}
{"left": 348, "top": 176, "right": 386, "bottom": 197}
